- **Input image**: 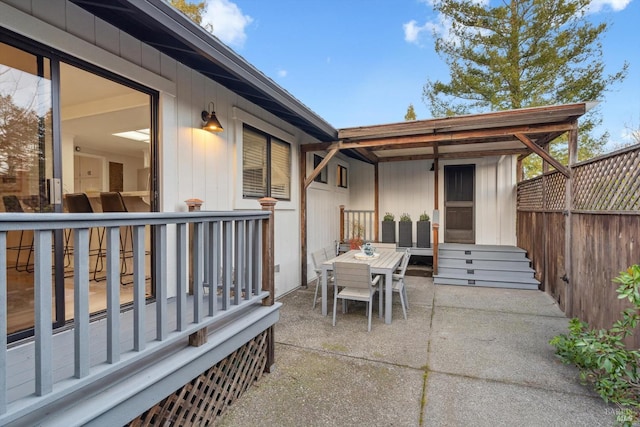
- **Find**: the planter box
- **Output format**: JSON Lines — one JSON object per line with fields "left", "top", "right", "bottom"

{"left": 398, "top": 221, "right": 412, "bottom": 247}
{"left": 381, "top": 221, "right": 396, "bottom": 243}
{"left": 417, "top": 221, "right": 431, "bottom": 248}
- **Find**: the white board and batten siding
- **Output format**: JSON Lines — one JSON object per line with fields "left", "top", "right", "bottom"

{"left": 2, "top": 0, "right": 328, "bottom": 297}
{"left": 305, "top": 152, "right": 351, "bottom": 283}
{"left": 377, "top": 157, "right": 517, "bottom": 246}
{"left": 165, "top": 62, "right": 319, "bottom": 297}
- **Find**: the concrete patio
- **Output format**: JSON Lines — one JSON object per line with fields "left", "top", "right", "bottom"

{"left": 219, "top": 276, "right": 616, "bottom": 426}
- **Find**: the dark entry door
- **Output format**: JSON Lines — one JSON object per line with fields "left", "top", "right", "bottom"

{"left": 444, "top": 165, "right": 475, "bottom": 243}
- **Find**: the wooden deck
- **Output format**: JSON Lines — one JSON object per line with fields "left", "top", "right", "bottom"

{"left": 6, "top": 291, "right": 268, "bottom": 403}
{"left": 1, "top": 209, "right": 279, "bottom": 426}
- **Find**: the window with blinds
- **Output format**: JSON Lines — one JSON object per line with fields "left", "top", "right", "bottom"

{"left": 242, "top": 124, "right": 291, "bottom": 200}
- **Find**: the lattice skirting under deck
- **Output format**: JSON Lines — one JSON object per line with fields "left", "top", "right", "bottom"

{"left": 127, "top": 330, "right": 268, "bottom": 426}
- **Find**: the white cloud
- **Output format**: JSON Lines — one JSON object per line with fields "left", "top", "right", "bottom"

{"left": 277, "top": 69, "right": 288, "bottom": 78}
{"left": 403, "top": 20, "right": 423, "bottom": 43}
{"left": 403, "top": 19, "right": 439, "bottom": 45}
{"left": 406, "top": 0, "right": 630, "bottom": 51}
{"left": 588, "top": 0, "right": 631, "bottom": 12}
{"left": 202, "top": 0, "right": 253, "bottom": 48}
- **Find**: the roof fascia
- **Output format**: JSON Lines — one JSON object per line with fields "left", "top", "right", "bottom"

{"left": 114, "top": 0, "right": 338, "bottom": 141}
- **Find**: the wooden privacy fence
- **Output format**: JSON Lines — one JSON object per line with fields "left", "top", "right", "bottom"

{"left": 517, "top": 144, "right": 640, "bottom": 347}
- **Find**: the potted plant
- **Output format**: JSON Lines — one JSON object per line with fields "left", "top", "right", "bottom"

{"left": 349, "top": 220, "right": 365, "bottom": 250}
{"left": 381, "top": 212, "right": 396, "bottom": 243}
{"left": 398, "top": 212, "right": 412, "bottom": 248}
{"left": 417, "top": 211, "right": 431, "bottom": 248}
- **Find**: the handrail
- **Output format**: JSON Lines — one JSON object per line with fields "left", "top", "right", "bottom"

{"left": 339, "top": 207, "right": 376, "bottom": 243}
{"left": 0, "top": 210, "right": 271, "bottom": 422}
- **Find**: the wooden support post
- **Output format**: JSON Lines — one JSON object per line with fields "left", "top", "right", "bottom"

{"left": 339, "top": 205, "right": 345, "bottom": 243}
{"left": 516, "top": 157, "right": 523, "bottom": 183}
{"left": 433, "top": 146, "right": 439, "bottom": 209}
{"left": 260, "top": 197, "right": 277, "bottom": 306}
{"left": 300, "top": 148, "right": 307, "bottom": 288}
{"left": 374, "top": 164, "right": 379, "bottom": 241}
{"left": 432, "top": 210, "right": 439, "bottom": 275}
{"left": 432, "top": 151, "right": 440, "bottom": 276}
{"left": 259, "top": 197, "right": 277, "bottom": 372}
{"left": 188, "top": 328, "right": 207, "bottom": 347}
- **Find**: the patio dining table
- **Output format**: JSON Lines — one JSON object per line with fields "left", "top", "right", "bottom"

{"left": 321, "top": 249, "right": 404, "bottom": 324}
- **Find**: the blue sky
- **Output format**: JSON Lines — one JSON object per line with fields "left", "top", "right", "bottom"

{"left": 200, "top": 0, "right": 639, "bottom": 149}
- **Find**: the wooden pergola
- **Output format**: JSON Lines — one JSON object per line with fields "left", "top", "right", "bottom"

{"left": 299, "top": 102, "right": 593, "bottom": 285}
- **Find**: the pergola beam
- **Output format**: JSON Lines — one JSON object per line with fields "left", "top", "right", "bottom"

{"left": 377, "top": 148, "right": 529, "bottom": 163}
{"left": 335, "top": 122, "right": 574, "bottom": 150}
{"left": 514, "top": 133, "right": 570, "bottom": 177}
{"left": 303, "top": 148, "right": 339, "bottom": 189}
{"left": 301, "top": 141, "right": 336, "bottom": 153}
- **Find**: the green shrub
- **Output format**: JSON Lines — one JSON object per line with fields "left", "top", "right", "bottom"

{"left": 383, "top": 212, "right": 395, "bottom": 221}
{"left": 419, "top": 211, "right": 430, "bottom": 222}
{"left": 399, "top": 212, "right": 411, "bottom": 222}
{"left": 550, "top": 265, "right": 640, "bottom": 426}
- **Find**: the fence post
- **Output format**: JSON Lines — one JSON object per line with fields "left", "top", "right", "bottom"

{"left": 259, "top": 197, "right": 277, "bottom": 373}
{"left": 565, "top": 126, "right": 577, "bottom": 317}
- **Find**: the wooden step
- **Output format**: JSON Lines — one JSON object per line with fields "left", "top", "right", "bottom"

{"left": 439, "top": 247, "right": 528, "bottom": 261}
{"left": 437, "top": 266, "right": 535, "bottom": 281}
{"left": 438, "top": 257, "right": 532, "bottom": 270}
{"left": 433, "top": 275, "right": 540, "bottom": 290}
{"left": 434, "top": 244, "right": 539, "bottom": 290}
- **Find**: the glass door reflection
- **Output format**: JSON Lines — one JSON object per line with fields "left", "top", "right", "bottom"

{"left": 1, "top": 41, "right": 60, "bottom": 338}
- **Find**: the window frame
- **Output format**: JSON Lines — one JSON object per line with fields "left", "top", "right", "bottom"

{"left": 0, "top": 27, "right": 160, "bottom": 343}
{"left": 242, "top": 123, "right": 292, "bottom": 201}
{"left": 313, "top": 154, "right": 328, "bottom": 184}
{"left": 337, "top": 164, "right": 348, "bottom": 188}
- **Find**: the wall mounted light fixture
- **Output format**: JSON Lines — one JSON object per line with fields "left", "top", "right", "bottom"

{"left": 201, "top": 102, "right": 224, "bottom": 133}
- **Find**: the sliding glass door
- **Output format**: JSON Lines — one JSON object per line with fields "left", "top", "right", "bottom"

{"left": 2, "top": 32, "right": 157, "bottom": 342}
{"left": 59, "top": 62, "right": 154, "bottom": 325}
{"left": 0, "top": 40, "right": 63, "bottom": 339}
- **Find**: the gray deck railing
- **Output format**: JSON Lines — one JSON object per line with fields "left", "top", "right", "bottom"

{"left": 0, "top": 210, "right": 271, "bottom": 423}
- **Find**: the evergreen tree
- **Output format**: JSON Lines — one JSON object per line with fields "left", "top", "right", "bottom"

{"left": 423, "top": 0, "right": 627, "bottom": 177}
{"left": 405, "top": 103, "right": 417, "bottom": 121}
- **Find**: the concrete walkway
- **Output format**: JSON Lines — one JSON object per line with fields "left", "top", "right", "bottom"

{"left": 219, "top": 276, "right": 615, "bottom": 426}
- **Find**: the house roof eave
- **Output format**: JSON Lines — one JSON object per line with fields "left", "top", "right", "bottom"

{"left": 69, "top": 0, "right": 338, "bottom": 142}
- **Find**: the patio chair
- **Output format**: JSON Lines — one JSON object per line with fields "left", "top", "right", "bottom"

{"left": 99, "top": 191, "right": 134, "bottom": 283}
{"left": 391, "top": 248, "right": 411, "bottom": 320}
{"left": 311, "top": 248, "right": 333, "bottom": 309}
{"left": 374, "top": 242, "right": 397, "bottom": 250}
{"left": 332, "top": 261, "right": 381, "bottom": 332}
{"left": 65, "top": 192, "right": 106, "bottom": 279}
{"left": 3, "top": 195, "right": 34, "bottom": 272}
